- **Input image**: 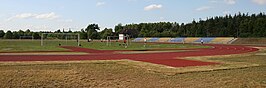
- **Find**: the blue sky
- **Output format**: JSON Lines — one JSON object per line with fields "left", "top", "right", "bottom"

{"left": 0, "top": 0, "right": 265, "bottom": 32}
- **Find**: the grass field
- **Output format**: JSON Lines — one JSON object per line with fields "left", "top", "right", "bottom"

{"left": 0, "top": 39, "right": 265, "bottom": 87}
{"left": 0, "top": 40, "right": 210, "bottom": 52}
{"left": 0, "top": 49, "right": 265, "bottom": 87}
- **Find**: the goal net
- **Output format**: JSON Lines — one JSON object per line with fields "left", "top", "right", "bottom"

{"left": 106, "top": 36, "right": 119, "bottom": 46}
{"left": 106, "top": 34, "right": 130, "bottom": 47}
{"left": 41, "top": 33, "right": 80, "bottom": 46}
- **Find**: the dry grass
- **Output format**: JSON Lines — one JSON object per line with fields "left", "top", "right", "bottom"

{"left": 232, "top": 38, "right": 266, "bottom": 45}
{"left": 0, "top": 48, "right": 266, "bottom": 87}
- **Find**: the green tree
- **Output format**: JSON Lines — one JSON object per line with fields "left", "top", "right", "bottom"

{"left": 0, "top": 30, "right": 5, "bottom": 38}
{"left": 32, "top": 32, "right": 40, "bottom": 39}
{"left": 85, "top": 24, "right": 100, "bottom": 41}
{"left": 79, "top": 29, "right": 87, "bottom": 39}
{"left": 12, "top": 32, "right": 20, "bottom": 39}
{"left": 25, "top": 29, "right": 32, "bottom": 36}
{"left": 114, "top": 23, "right": 123, "bottom": 34}
{"left": 4, "top": 30, "right": 13, "bottom": 39}
{"left": 101, "top": 28, "right": 113, "bottom": 39}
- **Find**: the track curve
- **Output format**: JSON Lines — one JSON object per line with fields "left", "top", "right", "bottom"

{"left": 0, "top": 44, "right": 259, "bottom": 67}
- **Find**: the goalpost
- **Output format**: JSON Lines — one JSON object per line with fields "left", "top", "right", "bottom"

{"left": 41, "top": 33, "right": 80, "bottom": 46}
{"left": 107, "top": 34, "right": 130, "bottom": 47}
{"left": 106, "top": 36, "right": 119, "bottom": 46}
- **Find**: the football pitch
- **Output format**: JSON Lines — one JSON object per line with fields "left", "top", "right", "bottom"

{"left": 0, "top": 40, "right": 265, "bottom": 87}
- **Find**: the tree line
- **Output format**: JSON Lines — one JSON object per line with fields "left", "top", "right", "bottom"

{"left": 0, "top": 12, "right": 265, "bottom": 40}
{"left": 114, "top": 12, "right": 266, "bottom": 38}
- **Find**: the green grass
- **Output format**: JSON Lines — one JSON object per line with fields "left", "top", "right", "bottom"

{"left": 0, "top": 40, "right": 210, "bottom": 52}
{"left": 0, "top": 40, "right": 66, "bottom": 52}
{"left": 0, "top": 40, "right": 265, "bottom": 87}
{"left": 80, "top": 41, "right": 210, "bottom": 50}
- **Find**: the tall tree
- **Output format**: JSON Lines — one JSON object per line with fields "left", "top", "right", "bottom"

{"left": 101, "top": 28, "right": 113, "bottom": 39}
{"left": 32, "top": 32, "right": 40, "bottom": 39}
{"left": 85, "top": 24, "right": 100, "bottom": 41}
{"left": 0, "top": 30, "right": 5, "bottom": 38}
{"left": 79, "top": 29, "right": 87, "bottom": 39}
{"left": 114, "top": 23, "right": 123, "bottom": 34}
{"left": 4, "top": 30, "right": 13, "bottom": 39}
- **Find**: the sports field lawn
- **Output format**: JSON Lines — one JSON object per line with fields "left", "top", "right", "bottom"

{"left": 1, "top": 39, "right": 264, "bottom": 87}
{"left": 0, "top": 40, "right": 210, "bottom": 52}
{"left": 0, "top": 49, "right": 265, "bottom": 87}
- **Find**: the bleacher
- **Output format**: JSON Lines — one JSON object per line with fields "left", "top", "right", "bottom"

{"left": 132, "top": 37, "right": 235, "bottom": 44}
{"left": 194, "top": 37, "right": 216, "bottom": 43}
{"left": 169, "top": 38, "right": 185, "bottom": 42}
{"left": 184, "top": 37, "right": 200, "bottom": 43}
{"left": 210, "top": 37, "right": 235, "bottom": 44}
{"left": 158, "top": 38, "right": 171, "bottom": 42}
{"left": 147, "top": 38, "right": 159, "bottom": 42}
{"left": 132, "top": 38, "right": 144, "bottom": 42}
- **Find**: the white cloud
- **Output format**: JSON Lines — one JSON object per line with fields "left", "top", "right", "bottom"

{"left": 7, "top": 13, "right": 36, "bottom": 21}
{"left": 35, "top": 12, "right": 59, "bottom": 20}
{"left": 252, "top": 0, "right": 266, "bottom": 5}
{"left": 144, "top": 4, "right": 162, "bottom": 11}
{"left": 7, "top": 12, "right": 59, "bottom": 21}
{"left": 196, "top": 6, "right": 211, "bottom": 11}
{"left": 224, "top": 0, "right": 237, "bottom": 5}
{"left": 96, "top": 2, "right": 106, "bottom": 6}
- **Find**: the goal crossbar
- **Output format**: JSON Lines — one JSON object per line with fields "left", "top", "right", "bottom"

{"left": 106, "top": 35, "right": 130, "bottom": 46}
{"left": 41, "top": 33, "right": 80, "bottom": 46}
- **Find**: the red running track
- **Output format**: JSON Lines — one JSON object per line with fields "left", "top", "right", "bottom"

{"left": 0, "top": 44, "right": 259, "bottom": 67}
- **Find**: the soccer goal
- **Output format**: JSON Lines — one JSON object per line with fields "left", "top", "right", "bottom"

{"left": 106, "top": 36, "right": 119, "bottom": 46}
{"left": 107, "top": 34, "right": 130, "bottom": 47}
{"left": 41, "top": 33, "right": 80, "bottom": 46}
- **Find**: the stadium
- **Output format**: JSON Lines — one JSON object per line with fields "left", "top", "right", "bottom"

{"left": 0, "top": 0, "right": 266, "bottom": 87}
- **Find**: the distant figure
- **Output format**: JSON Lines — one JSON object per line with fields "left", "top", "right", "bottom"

{"left": 124, "top": 39, "right": 127, "bottom": 48}
{"left": 59, "top": 43, "right": 61, "bottom": 46}
{"left": 124, "top": 39, "right": 127, "bottom": 44}
{"left": 144, "top": 38, "right": 147, "bottom": 43}
{"left": 100, "top": 39, "right": 103, "bottom": 42}
{"left": 144, "top": 38, "right": 147, "bottom": 47}
{"left": 182, "top": 38, "right": 185, "bottom": 44}
{"left": 200, "top": 39, "right": 204, "bottom": 45}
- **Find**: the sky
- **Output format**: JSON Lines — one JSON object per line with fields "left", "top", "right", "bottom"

{"left": 0, "top": 0, "right": 265, "bottom": 32}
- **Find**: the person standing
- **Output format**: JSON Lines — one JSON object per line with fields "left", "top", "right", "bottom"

{"left": 144, "top": 38, "right": 147, "bottom": 47}
{"left": 182, "top": 38, "right": 185, "bottom": 44}
{"left": 201, "top": 39, "right": 204, "bottom": 45}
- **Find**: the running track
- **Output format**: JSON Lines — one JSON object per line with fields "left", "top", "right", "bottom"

{"left": 0, "top": 44, "right": 259, "bottom": 67}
